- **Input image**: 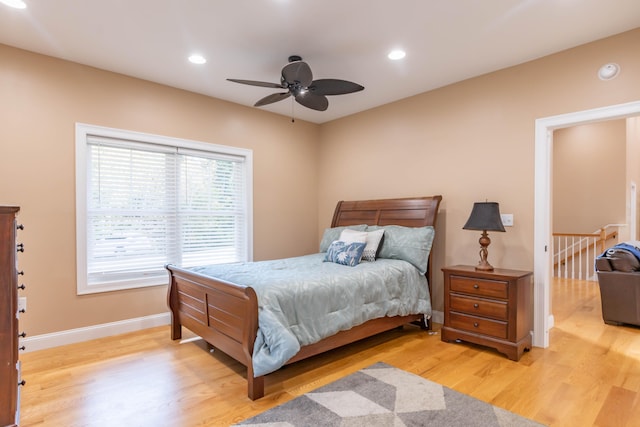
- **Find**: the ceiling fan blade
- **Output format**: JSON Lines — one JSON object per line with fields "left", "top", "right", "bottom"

{"left": 295, "top": 92, "right": 328, "bottom": 111}
{"left": 309, "top": 79, "right": 364, "bottom": 96}
{"left": 227, "top": 78, "right": 283, "bottom": 89}
{"left": 282, "top": 61, "right": 313, "bottom": 86}
{"left": 254, "top": 92, "right": 291, "bottom": 107}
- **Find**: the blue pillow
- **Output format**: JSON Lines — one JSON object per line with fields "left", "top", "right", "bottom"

{"left": 367, "top": 225, "right": 435, "bottom": 274}
{"left": 323, "top": 241, "right": 366, "bottom": 267}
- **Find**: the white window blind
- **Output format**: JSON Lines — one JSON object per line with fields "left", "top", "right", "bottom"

{"left": 76, "top": 124, "right": 252, "bottom": 294}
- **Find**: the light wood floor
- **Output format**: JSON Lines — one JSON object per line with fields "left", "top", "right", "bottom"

{"left": 19, "top": 278, "right": 640, "bottom": 427}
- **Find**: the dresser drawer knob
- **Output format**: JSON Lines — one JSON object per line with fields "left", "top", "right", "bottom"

{"left": 17, "top": 243, "right": 24, "bottom": 252}
{"left": 18, "top": 270, "right": 24, "bottom": 275}
{"left": 19, "top": 346, "right": 25, "bottom": 351}
{"left": 473, "top": 322, "right": 479, "bottom": 328}
{"left": 18, "top": 331, "right": 26, "bottom": 338}
{"left": 17, "top": 224, "right": 24, "bottom": 230}
{"left": 18, "top": 284, "right": 26, "bottom": 290}
{"left": 473, "top": 284, "right": 479, "bottom": 289}
{"left": 18, "top": 380, "right": 26, "bottom": 387}
{"left": 473, "top": 303, "right": 479, "bottom": 309}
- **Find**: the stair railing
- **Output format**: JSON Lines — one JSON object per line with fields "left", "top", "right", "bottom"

{"left": 552, "top": 224, "right": 623, "bottom": 280}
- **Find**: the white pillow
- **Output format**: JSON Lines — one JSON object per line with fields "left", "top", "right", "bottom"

{"left": 363, "top": 228, "right": 385, "bottom": 261}
{"left": 339, "top": 228, "right": 368, "bottom": 244}
{"left": 319, "top": 224, "right": 367, "bottom": 252}
{"left": 341, "top": 228, "right": 385, "bottom": 262}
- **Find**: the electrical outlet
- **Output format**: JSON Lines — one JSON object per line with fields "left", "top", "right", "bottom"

{"left": 18, "top": 296, "right": 27, "bottom": 315}
{"left": 501, "top": 213, "right": 514, "bottom": 227}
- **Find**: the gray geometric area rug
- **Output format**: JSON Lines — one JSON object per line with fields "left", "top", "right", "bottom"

{"left": 233, "top": 362, "right": 546, "bottom": 427}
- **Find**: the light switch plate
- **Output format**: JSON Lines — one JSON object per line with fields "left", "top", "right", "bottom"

{"left": 501, "top": 213, "right": 514, "bottom": 227}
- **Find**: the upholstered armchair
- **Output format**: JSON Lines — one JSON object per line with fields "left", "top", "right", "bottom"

{"left": 595, "top": 244, "right": 640, "bottom": 327}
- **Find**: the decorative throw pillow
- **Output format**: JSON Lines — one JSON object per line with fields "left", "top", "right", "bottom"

{"left": 340, "top": 228, "right": 385, "bottom": 262}
{"left": 323, "top": 241, "right": 366, "bottom": 267}
{"left": 368, "top": 225, "right": 435, "bottom": 274}
{"left": 319, "top": 225, "right": 367, "bottom": 252}
{"left": 362, "top": 228, "right": 385, "bottom": 261}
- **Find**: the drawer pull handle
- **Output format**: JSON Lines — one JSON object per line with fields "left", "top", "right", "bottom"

{"left": 18, "top": 270, "right": 24, "bottom": 275}
{"left": 473, "top": 303, "right": 479, "bottom": 309}
{"left": 18, "top": 332, "right": 26, "bottom": 338}
{"left": 19, "top": 346, "right": 25, "bottom": 351}
{"left": 18, "top": 380, "right": 26, "bottom": 387}
{"left": 473, "top": 284, "right": 479, "bottom": 289}
{"left": 17, "top": 224, "right": 24, "bottom": 230}
{"left": 473, "top": 322, "right": 479, "bottom": 328}
{"left": 17, "top": 243, "right": 24, "bottom": 252}
{"left": 18, "top": 284, "right": 25, "bottom": 290}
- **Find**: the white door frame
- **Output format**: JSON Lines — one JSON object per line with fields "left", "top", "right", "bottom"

{"left": 533, "top": 100, "right": 640, "bottom": 348}
{"left": 630, "top": 182, "right": 637, "bottom": 241}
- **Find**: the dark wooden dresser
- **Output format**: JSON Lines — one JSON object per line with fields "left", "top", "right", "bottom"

{"left": 1, "top": 206, "right": 24, "bottom": 427}
{"left": 441, "top": 265, "right": 533, "bottom": 361}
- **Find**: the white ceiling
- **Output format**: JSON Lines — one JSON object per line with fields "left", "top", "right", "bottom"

{"left": 1, "top": 0, "right": 639, "bottom": 124}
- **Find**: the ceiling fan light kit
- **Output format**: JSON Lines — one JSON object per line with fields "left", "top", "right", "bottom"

{"left": 227, "top": 55, "right": 364, "bottom": 112}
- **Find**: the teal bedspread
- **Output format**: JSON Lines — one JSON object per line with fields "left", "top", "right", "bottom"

{"left": 190, "top": 253, "right": 430, "bottom": 377}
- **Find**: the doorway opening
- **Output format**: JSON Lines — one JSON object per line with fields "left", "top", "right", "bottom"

{"left": 533, "top": 100, "right": 640, "bottom": 348}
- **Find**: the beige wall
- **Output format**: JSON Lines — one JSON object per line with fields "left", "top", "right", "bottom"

{"left": 553, "top": 120, "right": 626, "bottom": 234}
{"left": 2, "top": 27, "right": 640, "bottom": 336}
{"left": 0, "top": 44, "right": 320, "bottom": 335}
{"left": 627, "top": 117, "right": 640, "bottom": 240}
{"left": 318, "top": 28, "right": 640, "bottom": 311}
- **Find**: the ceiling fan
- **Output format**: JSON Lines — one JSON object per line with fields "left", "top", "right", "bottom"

{"left": 227, "top": 55, "right": 364, "bottom": 112}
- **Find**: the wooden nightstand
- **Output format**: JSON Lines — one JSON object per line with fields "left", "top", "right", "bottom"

{"left": 441, "top": 265, "right": 533, "bottom": 361}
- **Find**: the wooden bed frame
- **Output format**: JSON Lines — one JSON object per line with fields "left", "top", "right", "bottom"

{"left": 166, "top": 195, "right": 442, "bottom": 400}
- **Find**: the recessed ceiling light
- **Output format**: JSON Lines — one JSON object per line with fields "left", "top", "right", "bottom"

{"left": 188, "top": 54, "right": 207, "bottom": 65}
{"left": 0, "top": 0, "right": 27, "bottom": 9}
{"left": 388, "top": 50, "right": 406, "bottom": 60}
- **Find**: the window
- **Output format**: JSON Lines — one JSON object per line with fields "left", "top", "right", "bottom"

{"left": 75, "top": 123, "right": 253, "bottom": 294}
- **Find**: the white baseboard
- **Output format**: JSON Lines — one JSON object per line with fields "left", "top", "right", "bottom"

{"left": 21, "top": 309, "right": 444, "bottom": 353}
{"left": 21, "top": 312, "right": 171, "bottom": 353}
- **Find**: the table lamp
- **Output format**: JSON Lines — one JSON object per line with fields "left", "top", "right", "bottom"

{"left": 463, "top": 202, "right": 505, "bottom": 271}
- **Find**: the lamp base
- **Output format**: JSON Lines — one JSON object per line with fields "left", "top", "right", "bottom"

{"left": 475, "top": 261, "right": 494, "bottom": 272}
{"left": 475, "top": 230, "right": 494, "bottom": 272}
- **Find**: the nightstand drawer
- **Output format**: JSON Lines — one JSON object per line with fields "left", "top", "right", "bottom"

{"left": 449, "top": 312, "right": 507, "bottom": 339}
{"left": 450, "top": 275, "right": 508, "bottom": 299}
{"left": 449, "top": 294, "right": 508, "bottom": 320}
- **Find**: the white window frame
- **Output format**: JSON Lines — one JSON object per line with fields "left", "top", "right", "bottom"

{"left": 75, "top": 123, "right": 253, "bottom": 294}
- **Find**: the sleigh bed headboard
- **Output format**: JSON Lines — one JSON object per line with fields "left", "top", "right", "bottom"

{"left": 331, "top": 195, "right": 442, "bottom": 284}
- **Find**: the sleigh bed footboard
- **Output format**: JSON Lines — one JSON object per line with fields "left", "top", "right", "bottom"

{"left": 166, "top": 264, "right": 264, "bottom": 399}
